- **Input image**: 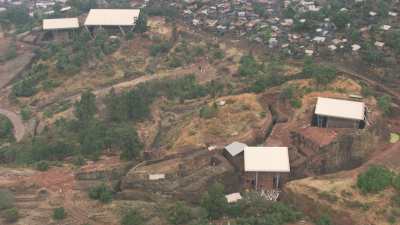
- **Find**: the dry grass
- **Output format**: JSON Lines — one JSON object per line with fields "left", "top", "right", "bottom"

{"left": 171, "top": 93, "right": 267, "bottom": 152}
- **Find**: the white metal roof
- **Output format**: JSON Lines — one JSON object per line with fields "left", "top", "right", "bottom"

{"left": 225, "top": 141, "right": 247, "bottom": 157}
{"left": 225, "top": 193, "right": 242, "bottom": 203}
{"left": 149, "top": 174, "right": 165, "bottom": 180}
{"left": 244, "top": 147, "right": 290, "bottom": 173}
{"left": 42, "top": 18, "right": 79, "bottom": 30}
{"left": 315, "top": 97, "right": 365, "bottom": 120}
{"left": 84, "top": 9, "right": 140, "bottom": 26}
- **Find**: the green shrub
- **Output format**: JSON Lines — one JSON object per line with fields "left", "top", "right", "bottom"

{"left": 149, "top": 41, "right": 171, "bottom": 56}
{"left": 3, "top": 207, "right": 19, "bottom": 223}
{"left": 20, "top": 107, "right": 31, "bottom": 121}
{"left": 316, "top": 214, "right": 332, "bottom": 225}
{"left": 0, "top": 115, "right": 14, "bottom": 140}
{"left": 126, "top": 31, "right": 134, "bottom": 40}
{"left": 88, "top": 184, "right": 113, "bottom": 203}
{"left": 167, "top": 202, "right": 193, "bottom": 225}
{"left": 168, "top": 57, "right": 183, "bottom": 68}
{"left": 35, "top": 161, "right": 49, "bottom": 171}
{"left": 73, "top": 154, "right": 86, "bottom": 166}
{"left": 392, "top": 175, "right": 400, "bottom": 191}
{"left": 229, "top": 193, "right": 301, "bottom": 225}
{"left": 357, "top": 166, "right": 393, "bottom": 193}
{"left": 290, "top": 99, "right": 302, "bottom": 108}
{"left": 121, "top": 209, "right": 144, "bottom": 225}
{"left": 199, "top": 104, "right": 218, "bottom": 119}
{"left": 378, "top": 95, "right": 392, "bottom": 116}
{"left": 200, "top": 182, "right": 228, "bottom": 219}
{"left": 239, "top": 55, "right": 259, "bottom": 76}
{"left": 0, "top": 189, "right": 15, "bottom": 210}
{"left": 391, "top": 195, "right": 400, "bottom": 207}
{"left": 213, "top": 50, "right": 224, "bottom": 60}
{"left": 53, "top": 207, "right": 66, "bottom": 220}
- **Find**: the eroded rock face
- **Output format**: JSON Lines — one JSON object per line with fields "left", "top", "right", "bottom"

{"left": 290, "top": 119, "right": 389, "bottom": 177}
{"left": 120, "top": 150, "right": 238, "bottom": 202}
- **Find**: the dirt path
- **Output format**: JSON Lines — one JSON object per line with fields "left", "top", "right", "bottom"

{"left": 320, "top": 62, "right": 400, "bottom": 104}
{"left": 0, "top": 108, "right": 25, "bottom": 142}
{"left": 37, "top": 61, "right": 219, "bottom": 110}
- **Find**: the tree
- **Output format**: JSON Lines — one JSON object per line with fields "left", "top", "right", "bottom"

{"left": 332, "top": 11, "right": 350, "bottom": 30}
{"left": 167, "top": 202, "right": 193, "bottom": 225}
{"left": 200, "top": 182, "right": 228, "bottom": 219}
{"left": 302, "top": 57, "right": 314, "bottom": 75}
{"left": 385, "top": 29, "right": 400, "bottom": 54}
{"left": 362, "top": 44, "right": 384, "bottom": 65}
{"left": 12, "top": 77, "right": 37, "bottom": 97}
{"left": 199, "top": 103, "right": 218, "bottom": 119}
{"left": 0, "top": 115, "right": 14, "bottom": 140}
{"left": 378, "top": 95, "right": 392, "bottom": 115}
{"left": 313, "top": 66, "right": 337, "bottom": 86}
{"left": 134, "top": 12, "right": 148, "bottom": 33}
{"left": 253, "top": 2, "right": 267, "bottom": 17}
{"left": 106, "top": 124, "right": 143, "bottom": 160}
{"left": 316, "top": 214, "right": 332, "bottom": 225}
{"left": 74, "top": 90, "right": 97, "bottom": 125}
{"left": 0, "top": 6, "right": 31, "bottom": 30}
{"left": 69, "top": 0, "right": 97, "bottom": 13}
{"left": 392, "top": 175, "right": 400, "bottom": 191}
{"left": 53, "top": 207, "right": 66, "bottom": 220}
{"left": 121, "top": 209, "right": 144, "bottom": 225}
{"left": 79, "top": 121, "right": 106, "bottom": 157}
{"left": 239, "top": 55, "right": 259, "bottom": 76}
{"left": 88, "top": 184, "right": 113, "bottom": 203}
{"left": 303, "top": 58, "right": 337, "bottom": 86}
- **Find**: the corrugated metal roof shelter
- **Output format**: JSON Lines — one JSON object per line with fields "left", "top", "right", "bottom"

{"left": 225, "top": 141, "right": 247, "bottom": 157}
{"left": 315, "top": 97, "right": 365, "bottom": 121}
{"left": 149, "top": 174, "right": 165, "bottom": 180}
{"left": 43, "top": 18, "right": 79, "bottom": 30}
{"left": 84, "top": 9, "right": 140, "bottom": 26}
{"left": 225, "top": 193, "right": 242, "bottom": 203}
{"left": 244, "top": 147, "right": 290, "bottom": 172}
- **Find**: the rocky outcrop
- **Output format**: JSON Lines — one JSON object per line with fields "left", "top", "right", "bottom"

{"left": 290, "top": 119, "right": 389, "bottom": 177}
{"left": 120, "top": 150, "right": 238, "bottom": 202}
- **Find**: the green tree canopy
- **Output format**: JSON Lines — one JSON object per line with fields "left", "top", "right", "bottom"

{"left": 74, "top": 90, "right": 97, "bottom": 125}
{"left": 378, "top": 95, "right": 392, "bottom": 115}
{"left": 200, "top": 182, "right": 228, "bottom": 219}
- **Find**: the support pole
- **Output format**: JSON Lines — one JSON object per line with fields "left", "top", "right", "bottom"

{"left": 276, "top": 174, "right": 280, "bottom": 189}
{"left": 85, "top": 25, "right": 94, "bottom": 39}
{"left": 255, "top": 172, "right": 258, "bottom": 191}
{"left": 119, "top": 26, "right": 126, "bottom": 36}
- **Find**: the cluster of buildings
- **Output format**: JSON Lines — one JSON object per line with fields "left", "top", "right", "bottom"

{"left": 222, "top": 97, "right": 367, "bottom": 202}
{"left": 0, "top": 0, "right": 71, "bottom": 16}
{"left": 175, "top": 0, "right": 399, "bottom": 57}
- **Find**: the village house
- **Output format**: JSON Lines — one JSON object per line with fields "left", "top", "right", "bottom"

{"left": 243, "top": 147, "right": 290, "bottom": 190}
{"left": 313, "top": 97, "right": 366, "bottom": 129}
